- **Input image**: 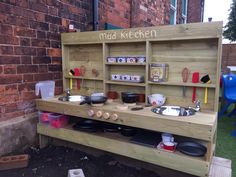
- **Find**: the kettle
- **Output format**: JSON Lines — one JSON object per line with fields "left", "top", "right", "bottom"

{"left": 35, "top": 80, "right": 55, "bottom": 99}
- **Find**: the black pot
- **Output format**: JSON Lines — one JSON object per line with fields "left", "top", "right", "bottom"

{"left": 121, "top": 92, "right": 138, "bottom": 103}
{"left": 72, "top": 120, "right": 101, "bottom": 132}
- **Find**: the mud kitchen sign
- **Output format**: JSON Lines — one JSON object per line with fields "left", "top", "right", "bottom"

{"left": 99, "top": 29, "right": 158, "bottom": 40}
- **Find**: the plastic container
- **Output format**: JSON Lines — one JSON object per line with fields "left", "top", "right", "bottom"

{"left": 35, "top": 80, "right": 55, "bottom": 99}
{"left": 49, "top": 113, "right": 68, "bottom": 128}
{"left": 38, "top": 111, "right": 52, "bottom": 124}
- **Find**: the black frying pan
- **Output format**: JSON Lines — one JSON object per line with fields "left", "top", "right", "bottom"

{"left": 177, "top": 141, "right": 207, "bottom": 157}
{"left": 80, "top": 96, "right": 107, "bottom": 105}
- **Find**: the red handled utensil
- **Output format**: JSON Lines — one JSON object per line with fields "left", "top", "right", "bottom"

{"left": 192, "top": 72, "right": 199, "bottom": 103}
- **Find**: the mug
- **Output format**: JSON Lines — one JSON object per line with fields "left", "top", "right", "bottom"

{"left": 163, "top": 141, "right": 175, "bottom": 151}
{"left": 162, "top": 133, "right": 174, "bottom": 143}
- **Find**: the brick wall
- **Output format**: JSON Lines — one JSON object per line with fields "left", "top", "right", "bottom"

{"left": 0, "top": 0, "right": 93, "bottom": 121}
{"left": 222, "top": 44, "right": 236, "bottom": 72}
{"left": 99, "top": 0, "right": 203, "bottom": 29}
{"left": 187, "top": 0, "right": 204, "bottom": 23}
{"left": 0, "top": 0, "right": 203, "bottom": 122}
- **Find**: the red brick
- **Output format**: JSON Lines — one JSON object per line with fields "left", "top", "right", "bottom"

{"left": 49, "top": 24, "right": 58, "bottom": 33}
{"left": 20, "top": 38, "right": 31, "bottom": 46}
{"left": 5, "top": 15, "right": 29, "bottom": 27}
{"left": 37, "top": 31, "right": 46, "bottom": 39}
{"left": 16, "top": 0, "right": 29, "bottom": 8}
{"left": 0, "top": 86, "right": 4, "bottom": 95}
{"left": 5, "top": 84, "right": 18, "bottom": 95}
{"left": 46, "top": 32, "right": 60, "bottom": 40}
{"left": 4, "top": 103, "right": 18, "bottom": 113}
{"left": 29, "top": 21, "right": 49, "bottom": 31}
{"left": 55, "top": 87, "right": 63, "bottom": 95}
{"left": 33, "top": 56, "right": 51, "bottom": 64}
{"left": 0, "top": 154, "right": 29, "bottom": 171}
{"left": 48, "top": 64, "right": 62, "bottom": 72}
{"left": 14, "top": 27, "right": 36, "bottom": 37}
{"left": 47, "top": 48, "right": 62, "bottom": 57}
{"left": 0, "top": 56, "right": 20, "bottom": 64}
{"left": 49, "top": 6, "right": 58, "bottom": 16}
{"left": 34, "top": 73, "right": 53, "bottom": 81}
{"left": 29, "top": 1, "right": 48, "bottom": 13}
{"left": 0, "top": 65, "right": 3, "bottom": 74}
{"left": 31, "top": 39, "right": 50, "bottom": 47}
{"left": 0, "top": 75, "right": 22, "bottom": 84}
{"left": 53, "top": 72, "right": 62, "bottom": 79}
{"left": 0, "top": 95, "right": 20, "bottom": 106}
{"left": 38, "top": 65, "right": 48, "bottom": 73}
{"left": 4, "top": 65, "right": 17, "bottom": 74}
{"left": 17, "top": 65, "right": 38, "bottom": 74}
{"left": 23, "top": 74, "right": 34, "bottom": 82}
{"left": 36, "top": 48, "right": 47, "bottom": 56}
{"left": 0, "top": 24, "right": 13, "bottom": 35}
{"left": 51, "top": 57, "right": 62, "bottom": 64}
{"left": 18, "top": 83, "right": 35, "bottom": 92}
{"left": 45, "top": 15, "right": 61, "bottom": 25}
{"left": 21, "top": 56, "right": 32, "bottom": 64}
{"left": 28, "top": 11, "right": 46, "bottom": 22}
{"left": 21, "top": 91, "right": 37, "bottom": 100}
{"left": 14, "top": 46, "right": 36, "bottom": 55}
{"left": 0, "top": 46, "right": 13, "bottom": 55}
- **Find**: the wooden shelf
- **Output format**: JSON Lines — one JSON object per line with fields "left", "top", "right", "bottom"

{"left": 65, "top": 75, "right": 103, "bottom": 81}
{"left": 106, "top": 80, "right": 146, "bottom": 87}
{"left": 148, "top": 81, "right": 216, "bottom": 88}
{"left": 37, "top": 123, "right": 209, "bottom": 177}
{"left": 105, "top": 62, "right": 146, "bottom": 66}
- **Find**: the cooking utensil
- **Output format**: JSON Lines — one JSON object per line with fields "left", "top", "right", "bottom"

{"left": 79, "top": 95, "right": 107, "bottom": 105}
{"left": 120, "top": 126, "right": 137, "bottom": 137}
{"left": 92, "top": 68, "right": 99, "bottom": 92}
{"left": 121, "top": 92, "right": 138, "bottom": 104}
{"left": 182, "top": 67, "right": 190, "bottom": 97}
{"left": 201, "top": 74, "right": 211, "bottom": 104}
{"left": 72, "top": 120, "right": 101, "bottom": 132}
{"left": 177, "top": 141, "right": 207, "bottom": 157}
{"left": 192, "top": 72, "right": 199, "bottom": 103}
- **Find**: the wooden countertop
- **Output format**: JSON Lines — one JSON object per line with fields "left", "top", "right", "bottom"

{"left": 36, "top": 97, "right": 217, "bottom": 141}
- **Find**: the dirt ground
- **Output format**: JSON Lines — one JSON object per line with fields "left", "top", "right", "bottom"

{"left": 0, "top": 145, "right": 160, "bottom": 177}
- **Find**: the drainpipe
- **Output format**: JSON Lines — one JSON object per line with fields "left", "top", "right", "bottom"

{"left": 93, "top": 0, "right": 99, "bottom": 31}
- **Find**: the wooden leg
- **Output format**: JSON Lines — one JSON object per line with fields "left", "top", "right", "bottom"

{"left": 39, "top": 134, "right": 51, "bottom": 149}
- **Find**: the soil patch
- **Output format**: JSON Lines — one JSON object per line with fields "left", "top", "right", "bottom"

{"left": 0, "top": 145, "right": 160, "bottom": 177}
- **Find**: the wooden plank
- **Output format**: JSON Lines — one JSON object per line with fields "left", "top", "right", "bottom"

{"left": 36, "top": 99, "right": 216, "bottom": 141}
{"left": 61, "top": 22, "right": 223, "bottom": 44}
{"left": 209, "top": 157, "right": 232, "bottom": 177}
{"left": 37, "top": 124, "right": 210, "bottom": 177}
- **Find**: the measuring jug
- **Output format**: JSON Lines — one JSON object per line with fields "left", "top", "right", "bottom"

{"left": 35, "top": 80, "right": 55, "bottom": 99}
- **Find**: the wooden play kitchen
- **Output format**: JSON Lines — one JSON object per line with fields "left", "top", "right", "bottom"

{"left": 36, "top": 22, "right": 222, "bottom": 177}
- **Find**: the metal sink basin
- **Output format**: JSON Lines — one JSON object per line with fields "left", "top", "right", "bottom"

{"left": 152, "top": 106, "right": 196, "bottom": 117}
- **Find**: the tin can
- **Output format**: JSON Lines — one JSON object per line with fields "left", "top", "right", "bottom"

{"left": 107, "top": 57, "right": 116, "bottom": 63}
{"left": 137, "top": 56, "right": 146, "bottom": 63}
{"left": 117, "top": 57, "right": 126, "bottom": 63}
{"left": 111, "top": 74, "right": 121, "bottom": 80}
{"left": 126, "top": 57, "right": 137, "bottom": 63}
{"left": 149, "top": 64, "right": 168, "bottom": 82}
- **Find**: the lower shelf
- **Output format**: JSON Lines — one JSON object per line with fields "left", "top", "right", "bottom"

{"left": 37, "top": 123, "right": 210, "bottom": 177}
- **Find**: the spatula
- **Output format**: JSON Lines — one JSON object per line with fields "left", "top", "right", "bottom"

{"left": 192, "top": 72, "right": 199, "bottom": 103}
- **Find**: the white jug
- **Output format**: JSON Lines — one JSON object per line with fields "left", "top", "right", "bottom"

{"left": 35, "top": 80, "right": 55, "bottom": 100}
